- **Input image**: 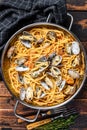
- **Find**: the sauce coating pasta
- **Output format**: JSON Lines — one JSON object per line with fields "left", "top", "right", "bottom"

{"left": 3, "top": 26, "right": 85, "bottom": 106}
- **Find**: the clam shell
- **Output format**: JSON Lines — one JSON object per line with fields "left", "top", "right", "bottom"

{"left": 50, "top": 66, "right": 61, "bottom": 77}
{"left": 52, "top": 55, "right": 62, "bottom": 66}
{"left": 56, "top": 76, "right": 62, "bottom": 87}
{"left": 40, "top": 81, "right": 50, "bottom": 90}
{"left": 20, "top": 87, "right": 26, "bottom": 100}
{"left": 71, "top": 41, "right": 80, "bottom": 55}
{"left": 20, "top": 39, "right": 32, "bottom": 48}
{"left": 68, "top": 69, "right": 80, "bottom": 79}
{"left": 45, "top": 77, "right": 53, "bottom": 88}
{"left": 59, "top": 80, "right": 66, "bottom": 91}
{"left": 64, "top": 85, "right": 76, "bottom": 95}
{"left": 16, "top": 65, "right": 29, "bottom": 72}
{"left": 47, "top": 31, "right": 57, "bottom": 41}
{"left": 26, "top": 87, "right": 33, "bottom": 100}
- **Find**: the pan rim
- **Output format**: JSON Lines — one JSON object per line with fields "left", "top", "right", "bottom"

{"left": 1, "top": 22, "right": 87, "bottom": 110}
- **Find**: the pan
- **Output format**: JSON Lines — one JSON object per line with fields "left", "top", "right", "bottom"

{"left": 1, "top": 13, "right": 87, "bottom": 122}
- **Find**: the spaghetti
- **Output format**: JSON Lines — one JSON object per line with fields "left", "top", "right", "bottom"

{"left": 4, "top": 27, "right": 85, "bottom": 106}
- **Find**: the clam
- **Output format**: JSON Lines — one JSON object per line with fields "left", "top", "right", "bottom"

{"left": 15, "top": 57, "right": 27, "bottom": 65}
{"left": 37, "top": 38, "right": 44, "bottom": 44}
{"left": 72, "top": 56, "right": 80, "bottom": 67}
{"left": 71, "top": 41, "right": 80, "bottom": 55}
{"left": 40, "top": 92, "right": 46, "bottom": 98}
{"left": 59, "top": 80, "right": 66, "bottom": 91}
{"left": 56, "top": 76, "right": 62, "bottom": 87}
{"left": 37, "top": 56, "right": 47, "bottom": 62}
{"left": 52, "top": 55, "right": 62, "bottom": 66}
{"left": 18, "top": 74, "right": 27, "bottom": 84}
{"left": 16, "top": 65, "right": 29, "bottom": 72}
{"left": 20, "top": 87, "right": 26, "bottom": 101}
{"left": 7, "top": 46, "right": 15, "bottom": 58}
{"left": 19, "top": 31, "right": 36, "bottom": 48}
{"left": 20, "top": 39, "right": 32, "bottom": 48}
{"left": 23, "top": 31, "right": 37, "bottom": 42}
{"left": 66, "top": 44, "right": 72, "bottom": 54}
{"left": 45, "top": 77, "right": 53, "bottom": 88}
{"left": 50, "top": 66, "right": 61, "bottom": 77}
{"left": 47, "top": 31, "right": 57, "bottom": 41}
{"left": 36, "top": 89, "right": 46, "bottom": 99}
{"left": 26, "top": 87, "right": 33, "bottom": 100}
{"left": 31, "top": 70, "right": 40, "bottom": 78}
{"left": 68, "top": 69, "right": 80, "bottom": 79}
{"left": 40, "top": 81, "right": 50, "bottom": 90}
{"left": 18, "top": 75, "right": 24, "bottom": 84}
{"left": 43, "top": 41, "right": 50, "bottom": 48}
{"left": 64, "top": 85, "right": 76, "bottom": 95}
{"left": 48, "top": 52, "right": 56, "bottom": 61}
{"left": 46, "top": 72, "right": 55, "bottom": 78}
{"left": 31, "top": 61, "right": 49, "bottom": 78}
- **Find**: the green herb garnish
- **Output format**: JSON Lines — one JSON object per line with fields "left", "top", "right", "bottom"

{"left": 34, "top": 115, "right": 78, "bottom": 130}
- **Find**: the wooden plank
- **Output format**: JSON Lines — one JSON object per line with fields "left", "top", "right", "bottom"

{"left": 66, "top": 12, "right": 87, "bottom": 42}
{"left": 0, "top": 126, "right": 26, "bottom": 130}
{"left": 0, "top": 115, "right": 87, "bottom": 130}
{"left": 69, "top": 115, "right": 87, "bottom": 128}
{"left": 0, "top": 81, "right": 11, "bottom": 97}
{"left": 66, "top": 0, "right": 87, "bottom": 11}
{"left": 0, "top": 98, "right": 87, "bottom": 114}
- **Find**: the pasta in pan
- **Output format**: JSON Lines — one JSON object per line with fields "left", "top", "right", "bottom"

{"left": 3, "top": 27, "right": 85, "bottom": 106}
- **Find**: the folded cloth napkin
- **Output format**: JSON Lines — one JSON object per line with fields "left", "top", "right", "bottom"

{"left": 0, "top": 0, "right": 67, "bottom": 79}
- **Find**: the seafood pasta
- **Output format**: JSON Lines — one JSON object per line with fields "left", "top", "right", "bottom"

{"left": 4, "top": 27, "right": 85, "bottom": 106}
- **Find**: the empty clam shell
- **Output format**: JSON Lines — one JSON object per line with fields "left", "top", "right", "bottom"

{"left": 43, "top": 41, "right": 50, "bottom": 48}
{"left": 37, "top": 56, "right": 47, "bottom": 62}
{"left": 68, "top": 69, "right": 80, "bottom": 79}
{"left": 47, "top": 31, "right": 57, "bottom": 41}
{"left": 20, "top": 39, "right": 32, "bottom": 48}
{"left": 18, "top": 74, "right": 27, "bottom": 84}
{"left": 40, "top": 92, "right": 46, "bottom": 98}
{"left": 64, "top": 85, "right": 76, "bottom": 95}
{"left": 45, "top": 77, "right": 53, "bottom": 88}
{"left": 71, "top": 41, "right": 80, "bottom": 55}
{"left": 37, "top": 89, "right": 46, "bottom": 99}
{"left": 72, "top": 56, "right": 80, "bottom": 67}
{"left": 40, "top": 81, "right": 50, "bottom": 90}
{"left": 48, "top": 52, "right": 56, "bottom": 61}
{"left": 46, "top": 72, "right": 55, "bottom": 78}
{"left": 15, "top": 57, "right": 26, "bottom": 65}
{"left": 23, "top": 31, "right": 37, "bottom": 42}
{"left": 26, "top": 87, "right": 33, "bottom": 100}
{"left": 50, "top": 66, "right": 61, "bottom": 77}
{"left": 52, "top": 55, "right": 62, "bottom": 66}
{"left": 59, "top": 80, "right": 66, "bottom": 91}
{"left": 16, "top": 65, "right": 29, "bottom": 72}
{"left": 37, "top": 38, "right": 44, "bottom": 44}
{"left": 56, "top": 76, "right": 62, "bottom": 87}
{"left": 20, "top": 87, "right": 26, "bottom": 100}
{"left": 18, "top": 75, "right": 24, "bottom": 84}
{"left": 31, "top": 71, "right": 40, "bottom": 78}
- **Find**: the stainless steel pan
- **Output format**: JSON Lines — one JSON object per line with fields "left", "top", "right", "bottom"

{"left": 1, "top": 13, "right": 87, "bottom": 122}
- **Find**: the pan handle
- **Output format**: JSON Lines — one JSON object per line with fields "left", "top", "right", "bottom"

{"left": 46, "top": 13, "right": 73, "bottom": 31}
{"left": 14, "top": 100, "right": 40, "bottom": 122}
{"left": 67, "top": 13, "right": 73, "bottom": 31}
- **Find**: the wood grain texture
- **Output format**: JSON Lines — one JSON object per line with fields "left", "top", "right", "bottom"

{"left": 0, "top": 1, "right": 87, "bottom": 129}
{"left": 67, "top": 0, "right": 87, "bottom": 11}
{"left": 67, "top": 12, "right": 87, "bottom": 42}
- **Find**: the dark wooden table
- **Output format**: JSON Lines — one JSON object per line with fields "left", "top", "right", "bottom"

{"left": 0, "top": 0, "right": 87, "bottom": 130}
